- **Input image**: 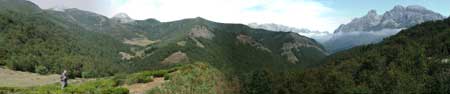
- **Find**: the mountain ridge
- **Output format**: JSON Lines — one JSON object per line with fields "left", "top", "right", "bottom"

{"left": 0, "top": 0, "right": 327, "bottom": 79}
{"left": 246, "top": 23, "right": 331, "bottom": 43}
{"left": 335, "top": 5, "right": 444, "bottom": 33}
{"left": 325, "top": 5, "right": 444, "bottom": 53}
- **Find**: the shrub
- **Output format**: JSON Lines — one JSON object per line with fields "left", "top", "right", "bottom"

{"left": 111, "top": 87, "right": 129, "bottom": 94}
{"left": 101, "top": 87, "right": 129, "bottom": 94}
{"left": 81, "top": 71, "right": 96, "bottom": 78}
{"left": 0, "top": 87, "right": 25, "bottom": 94}
{"left": 8, "top": 79, "right": 128, "bottom": 94}
{"left": 164, "top": 74, "right": 170, "bottom": 80}
{"left": 140, "top": 70, "right": 168, "bottom": 77}
{"left": 114, "top": 69, "right": 171, "bottom": 85}
{"left": 146, "top": 62, "right": 236, "bottom": 94}
{"left": 152, "top": 70, "right": 168, "bottom": 77}
{"left": 34, "top": 65, "right": 48, "bottom": 75}
{"left": 112, "top": 73, "right": 128, "bottom": 85}
{"left": 125, "top": 74, "right": 154, "bottom": 84}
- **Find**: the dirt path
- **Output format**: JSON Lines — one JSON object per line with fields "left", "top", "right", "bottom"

{"left": 123, "top": 77, "right": 167, "bottom": 94}
{"left": 0, "top": 68, "right": 92, "bottom": 87}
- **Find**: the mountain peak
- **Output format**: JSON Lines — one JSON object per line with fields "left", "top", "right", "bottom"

{"left": 367, "top": 9, "right": 378, "bottom": 15}
{"left": 112, "top": 13, "right": 134, "bottom": 23}
{"left": 0, "top": 0, "right": 42, "bottom": 12}
{"left": 177, "top": 17, "right": 217, "bottom": 25}
{"left": 335, "top": 5, "right": 443, "bottom": 33}
{"left": 393, "top": 5, "right": 405, "bottom": 11}
{"left": 406, "top": 5, "right": 427, "bottom": 11}
{"left": 192, "top": 17, "right": 211, "bottom": 22}
{"left": 113, "top": 13, "right": 131, "bottom": 19}
{"left": 48, "top": 6, "right": 68, "bottom": 12}
{"left": 367, "top": 9, "right": 378, "bottom": 17}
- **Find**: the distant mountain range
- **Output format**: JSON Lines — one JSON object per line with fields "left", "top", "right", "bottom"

{"left": 3, "top": 0, "right": 450, "bottom": 93}
{"left": 324, "top": 5, "right": 445, "bottom": 53}
{"left": 247, "top": 23, "right": 331, "bottom": 43}
{"left": 246, "top": 5, "right": 446, "bottom": 53}
{"left": 295, "top": 13, "right": 450, "bottom": 94}
{"left": 334, "top": 5, "right": 444, "bottom": 33}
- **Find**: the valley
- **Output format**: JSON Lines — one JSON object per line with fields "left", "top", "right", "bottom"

{"left": 0, "top": 0, "right": 450, "bottom": 94}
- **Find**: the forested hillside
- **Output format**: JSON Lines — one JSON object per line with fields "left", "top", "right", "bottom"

{"left": 3, "top": 0, "right": 450, "bottom": 94}
{"left": 0, "top": 0, "right": 326, "bottom": 80}
{"left": 0, "top": 1, "right": 131, "bottom": 78}
{"left": 262, "top": 17, "right": 450, "bottom": 93}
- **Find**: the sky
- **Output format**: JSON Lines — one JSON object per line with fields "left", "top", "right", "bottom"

{"left": 28, "top": 0, "right": 450, "bottom": 33}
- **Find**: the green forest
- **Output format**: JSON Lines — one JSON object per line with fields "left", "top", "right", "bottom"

{"left": 257, "top": 18, "right": 450, "bottom": 93}
{"left": 1, "top": 0, "right": 450, "bottom": 93}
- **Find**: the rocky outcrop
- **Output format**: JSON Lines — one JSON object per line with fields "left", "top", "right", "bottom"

{"left": 111, "top": 13, "right": 134, "bottom": 23}
{"left": 161, "top": 51, "right": 189, "bottom": 64}
{"left": 335, "top": 5, "right": 444, "bottom": 33}
{"left": 326, "top": 5, "right": 445, "bottom": 53}
{"left": 236, "top": 34, "right": 271, "bottom": 52}
{"left": 334, "top": 10, "right": 382, "bottom": 32}
{"left": 280, "top": 32, "right": 328, "bottom": 63}
{"left": 188, "top": 25, "right": 215, "bottom": 40}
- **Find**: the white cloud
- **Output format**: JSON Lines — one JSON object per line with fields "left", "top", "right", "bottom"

{"left": 322, "top": 29, "right": 403, "bottom": 53}
{"left": 29, "top": 0, "right": 114, "bottom": 16}
{"left": 113, "top": 0, "right": 341, "bottom": 32}
{"left": 28, "top": 0, "right": 342, "bottom": 32}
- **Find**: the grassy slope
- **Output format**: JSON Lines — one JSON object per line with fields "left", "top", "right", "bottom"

{"left": 147, "top": 62, "right": 239, "bottom": 94}
{"left": 0, "top": 67, "right": 59, "bottom": 87}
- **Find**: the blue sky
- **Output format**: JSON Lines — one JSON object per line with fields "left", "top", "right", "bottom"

{"left": 29, "top": 0, "right": 449, "bottom": 32}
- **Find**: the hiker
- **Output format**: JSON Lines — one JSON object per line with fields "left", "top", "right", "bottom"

{"left": 61, "top": 70, "right": 68, "bottom": 89}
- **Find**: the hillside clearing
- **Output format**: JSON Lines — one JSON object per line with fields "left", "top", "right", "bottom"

{"left": 0, "top": 68, "right": 60, "bottom": 87}
{"left": 0, "top": 68, "right": 91, "bottom": 88}
{"left": 123, "top": 77, "right": 167, "bottom": 94}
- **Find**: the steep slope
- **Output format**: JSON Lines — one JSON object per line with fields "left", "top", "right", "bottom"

{"left": 44, "top": 9, "right": 143, "bottom": 39}
{"left": 122, "top": 17, "right": 328, "bottom": 72}
{"left": 0, "top": 0, "right": 131, "bottom": 78}
{"left": 0, "top": 0, "right": 41, "bottom": 12}
{"left": 325, "top": 5, "right": 444, "bottom": 53}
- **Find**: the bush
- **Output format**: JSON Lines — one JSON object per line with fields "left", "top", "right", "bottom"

{"left": 146, "top": 62, "right": 236, "bottom": 94}
{"left": 152, "top": 70, "right": 168, "bottom": 77}
{"left": 7, "top": 79, "right": 128, "bottom": 94}
{"left": 0, "top": 87, "right": 25, "bottom": 94}
{"left": 112, "top": 73, "right": 128, "bottom": 85}
{"left": 164, "top": 74, "right": 170, "bottom": 80}
{"left": 113, "top": 69, "right": 171, "bottom": 85}
{"left": 125, "top": 74, "right": 154, "bottom": 84}
{"left": 81, "top": 71, "right": 96, "bottom": 78}
{"left": 101, "top": 87, "right": 129, "bottom": 94}
{"left": 140, "top": 70, "right": 168, "bottom": 77}
{"left": 34, "top": 65, "right": 48, "bottom": 75}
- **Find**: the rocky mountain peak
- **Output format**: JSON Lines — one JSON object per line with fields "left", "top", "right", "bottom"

{"left": 112, "top": 13, "right": 134, "bottom": 23}
{"left": 334, "top": 5, "right": 443, "bottom": 33}
{"left": 113, "top": 13, "right": 131, "bottom": 19}
{"left": 367, "top": 10, "right": 378, "bottom": 17}
{"left": 392, "top": 5, "right": 405, "bottom": 11}
{"left": 406, "top": 5, "right": 427, "bottom": 11}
